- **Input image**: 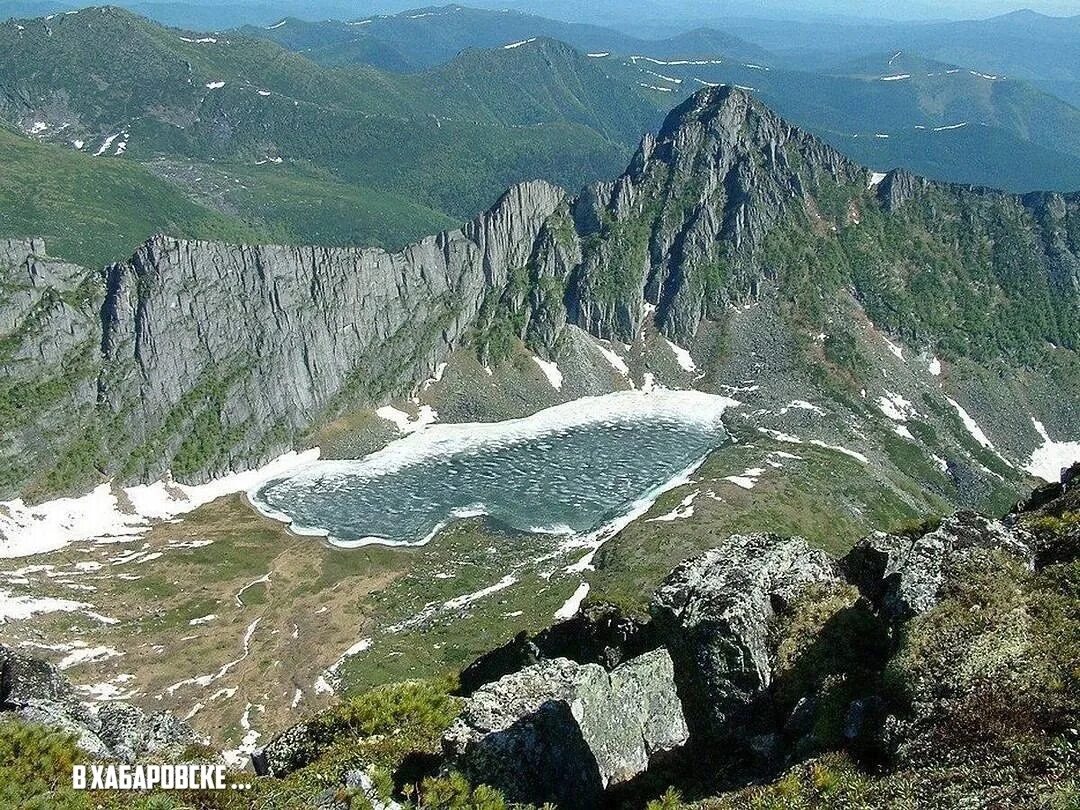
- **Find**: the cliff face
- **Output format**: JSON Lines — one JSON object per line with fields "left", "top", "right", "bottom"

{"left": 2, "top": 86, "right": 1078, "bottom": 497}
{"left": 562, "top": 87, "right": 866, "bottom": 344}
{"left": 95, "top": 180, "right": 565, "bottom": 481}
{"left": 0, "top": 182, "right": 565, "bottom": 493}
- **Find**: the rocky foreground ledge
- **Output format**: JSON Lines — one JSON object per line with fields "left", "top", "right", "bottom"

{"left": 5, "top": 464, "right": 1077, "bottom": 808}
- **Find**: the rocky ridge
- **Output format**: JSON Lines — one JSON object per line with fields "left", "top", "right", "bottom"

{"left": 0, "top": 643, "right": 198, "bottom": 762}
{"left": 2, "top": 85, "right": 1078, "bottom": 503}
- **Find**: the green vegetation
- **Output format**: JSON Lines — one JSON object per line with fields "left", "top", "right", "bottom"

{"left": 0, "top": 10, "right": 658, "bottom": 267}
{"left": 590, "top": 440, "right": 942, "bottom": 613}
{"left": 0, "top": 126, "right": 262, "bottom": 269}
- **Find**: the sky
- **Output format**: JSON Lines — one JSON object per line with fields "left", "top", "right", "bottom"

{"left": 502, "top": 0, "right": 1080, "bottom": 21}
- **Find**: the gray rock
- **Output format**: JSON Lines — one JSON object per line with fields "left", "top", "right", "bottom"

{"left": 0, "top": 644, "right": 197, "bottom": 762}
{"left": 649, "top": 534, "right": 840, "bottom": 740}
{"left": 254, "top": 719, "right": 333, "bottom": 778}
{"left": 95, "top": 703, "right": 199, "bottom": 762}
{"left": 458, "top": 601, "right": 651, "bottom": 696}
{"left": 444, "top": 649, "right": 687, "bottom": 809}
{"left": 839, "top": 512, "right": 1034, "bottom": 620}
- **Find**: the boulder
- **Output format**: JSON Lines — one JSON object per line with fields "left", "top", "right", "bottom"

{"left": 1, "top": 644, "right": 79, "bottom": 708}
{"left": 95, "top": 703, "right": 199, "bottom": 762}
{"left": 444, "top": 649, "right": 687, "bottom": 809}
{"left": 839, "top": 512, "right": 1034, "bottom": 621}
{"left": 649, "top": 534, "right": 840, "bottom": 740}
{"left": 458, "top": 601, "right": 652, "bottom": 696}
{"left": 0, "top": 644, "right": 197, "bottom": 762}
{"left": 253, "top": 719, "right": 334, "bottom": 778}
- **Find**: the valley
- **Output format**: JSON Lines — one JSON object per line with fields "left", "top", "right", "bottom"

{"left": 0, "top": 3, "right": 1078, "bottom": 808}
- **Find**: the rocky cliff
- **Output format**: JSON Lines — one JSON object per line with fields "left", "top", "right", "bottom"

{"left": 2, "top": 86, "right": 1078, "bottom": 498}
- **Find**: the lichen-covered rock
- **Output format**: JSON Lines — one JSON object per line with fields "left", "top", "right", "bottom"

{"left": 649, "top": 534, "right": 840, "bottom": 740}
{"left": 457, "top": 601, "right": 651, "bottom": 696}
{"left": 95, "top": 703, "right": 199, "bottom": 762}
{"left": 839, "top": 512, "right": 1034, "bottom": 620}
{"left": 444, "top": 649, "right": 687, "bottom": 809}
{"left": 0, "top": 644, "right": 197, "bottom": 762}
{"left": 253, "top": 719, "right": 334, "bottom": 778}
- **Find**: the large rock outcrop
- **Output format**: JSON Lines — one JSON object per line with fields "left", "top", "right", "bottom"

{"left": 0, "top": 644, "right": 198, "bottom": 761}
{"left": 443, "top": 650, "right": 687, "bottom": 809}
{"left": 457, "top": 601, "right": 652, "bottom": 696}
{"left": 649, "top": 534, "right": 841, "bottom": 740}
{"left": 838, "top": 512, "right": 1035, "bottom": 620}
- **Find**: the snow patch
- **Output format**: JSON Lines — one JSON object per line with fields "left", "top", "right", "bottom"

{"left": 724, "top": 468, "right": 766, "bottom": 490}
{"left": 664, "top": 339, "right": 696, "bottom": 372}
{"left": 205, "top": 81, "right": 225, "bottom": 90}
{"left": 808, "top": 441, "right": 869, "bottom": 463}
{"left": 444, "top": 575, "right": 517, "bottom": 611}
{"left": 93, "top": 133, "right": 121, "bottom": 156}
{"left": 882, "top": 336, "right": 905, "bottom": 360}
{"left": 58, "top": 644, "right": 121, "bottom": 670}
{"left": 553, "top": 582, "right": 590, "bottom": 620}
{"left": 878, "top": 391, "right": 915, "bottom": 422}
{"left": 0, "top": 450, "right": 327, "bottom": 558}
{"left": 597, "top": 343, "right": 630, "bottom": 376}
{"left": 0, "top": 591, "right": 87, "bottom": 622}
{"left": 1025, "top": 419, "right": 1080, "bottom": 483}
{"left": 945, "top": 397, "right": 996, "bottom": 450}
{"left": 649, "top": 490, "right": 700, "bottom": 522}
{"left": 503, "top": 38, "right": 536, "bottom": 49}
{"left": 376, "top": 405, "right": 438, "bottom": 435}
{"left": 532, "top": 356, "right": 563, "bottom": 390}
{"left": 780, "top": 400, "right": 825, "bottom": 416}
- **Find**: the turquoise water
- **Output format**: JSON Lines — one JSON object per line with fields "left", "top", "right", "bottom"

{"left": 251, "top": 393, "right": 731, "bottom": 546}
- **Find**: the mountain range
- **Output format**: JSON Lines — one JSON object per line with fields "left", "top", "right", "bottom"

{"left": 0, "top": 7, "right": 659, "bottom": 266}
{"left": 4, "top": 84, "right": 1077, "bottom": 504}
{"left": 2, "top": 40, "right": 1079, "bottom": 810}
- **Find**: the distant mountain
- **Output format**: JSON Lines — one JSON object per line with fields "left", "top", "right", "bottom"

{"left": 0, "top": 7, "right": 660, "bottom": 265}
{"left": 238, "top": 4, "right": 1080, "bottom": 193}
{"left": 603, "top": 51, "right": 1080, "bottom": 192}
{"left": 241, "top": 5, "right": 772, "bottom": 72}
{"left": 722, "top": 10, "right": 1080, "bottom": 105}
{"left": 0, "top": 0, "right": 70, "bottom": 18}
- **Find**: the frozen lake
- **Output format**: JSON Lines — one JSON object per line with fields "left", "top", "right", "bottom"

{"left": 250, "top": 390, "right": 736, "bottom": 546}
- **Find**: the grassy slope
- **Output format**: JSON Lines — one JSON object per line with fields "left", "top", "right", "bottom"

{"left": 0, "top": 10, "right": 656, "bottom": 264}
{"left": 0, "top": 125, "right": 260, "bottom": 268}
